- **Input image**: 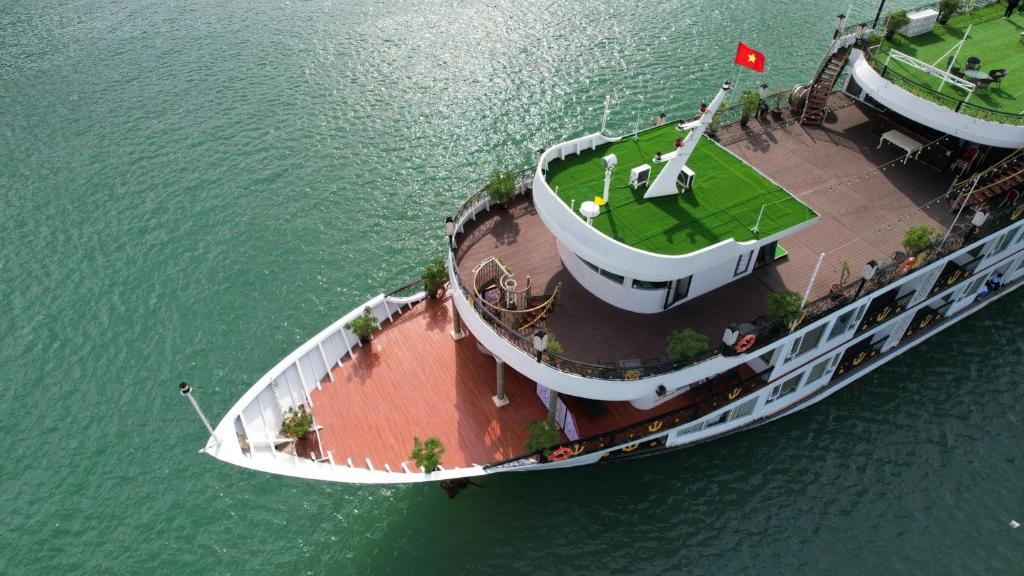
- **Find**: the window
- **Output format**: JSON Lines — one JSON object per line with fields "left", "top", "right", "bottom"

{"left": 579, "top": 256, "right": 600, "bottom": 274}
{"left": 599, "top": 269, "right": 624, "bottom": 285}
{"left": 993, "top": 231, "right": 1014, "bottom": 255}
{"left": 734, "top": 250, "right": 754, "bottom": 276}
{"left": 807, "top": 358, "right": 831, "bottom": 383}
{"left": 707, "top": 410, "right": 731, "bottom": 427}
{"left": 796, "top": 324, "right": 827, "bottom": 357}
{"left": 769, "top": 375, "right": 802, "bottom": 402}
{"left": 787, "top": 323, "right": 827, "bottom": 361}
{"left": 828, "top": 307, "right": 858, "bottom": 341}
{"left": 730, "top": 398, "right": 757, "bottom": 420}
{"left": 577, "top": 254, "right": 624, "bottom": 285}
{"left": 632, "top": 279, "right": 669, "bottom": 290}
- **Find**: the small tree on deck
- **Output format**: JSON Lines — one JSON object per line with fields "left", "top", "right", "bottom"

{"left": 410, "top": 436, "right": 445, "bottom": 473}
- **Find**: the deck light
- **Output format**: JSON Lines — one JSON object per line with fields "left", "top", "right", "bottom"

{"left": 855, "top": 259, "right": 878, "bottom": 299}
{"left": 834, "top": 14, "right": 846, "bottom": 39}
{"left": 964, "top": 210, "right": 988, "bottom": 245}
{"left": 533, "top": 329, "right": 548, "bottom": 362}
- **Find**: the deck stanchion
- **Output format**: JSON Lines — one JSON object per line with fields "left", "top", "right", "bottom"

{"left": 492, "top": 359, "right": 509, "bottom": 407}
{"left": 451, "top": 304, "right": 466, "bottom": 341}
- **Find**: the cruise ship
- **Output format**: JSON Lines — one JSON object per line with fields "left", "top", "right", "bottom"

{"left": 189, "top": 1, "right": 1024, "bottom": 484}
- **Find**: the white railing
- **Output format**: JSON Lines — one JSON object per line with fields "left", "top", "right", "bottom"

{"left": 207, "top": 285, "right": 501, "bottom": 483}
{"left": 883, "top": 49, "right": 975, "bottom": 94}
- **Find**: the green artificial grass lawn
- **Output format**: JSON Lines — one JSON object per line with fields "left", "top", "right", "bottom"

{"left": 878, "top": 3, "right": 1024, "bottom": 115}
{"left": 544, "top": 123, "right": 817, "bottom": 255}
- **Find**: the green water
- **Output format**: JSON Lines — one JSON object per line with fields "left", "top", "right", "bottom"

{"left": 3, "top": 0, "right": 1022, "bottom": 573}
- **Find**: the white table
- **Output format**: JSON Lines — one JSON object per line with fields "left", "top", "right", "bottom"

{"left": 579, "top": 200, "right": 600, "bottom": 225}
{"left": 877, "top": 130, "right": 924, "bottom": 164}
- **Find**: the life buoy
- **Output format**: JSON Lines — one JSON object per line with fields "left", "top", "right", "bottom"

{"left": 549, "top": 447, "right": 573, "bottom": 462}
{"left": 734, "top": 333, "right": 757, "bottom": 354}
{"left": 898, "top": 256, "right": 917, "bottom": 274}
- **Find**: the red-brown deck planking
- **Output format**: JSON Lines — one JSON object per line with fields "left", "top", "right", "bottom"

{"left": 310, "top": 297, "right": 555, "bottom": 471}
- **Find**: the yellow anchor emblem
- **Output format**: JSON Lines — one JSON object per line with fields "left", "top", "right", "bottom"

{"left": 570, "top": 444, "right": 584, "bottom": 456}
{"left": 648, "top": 421, "right": 663, "bottom": 433}
{"left": 875, "top": 306, "right": 892, "bottom": 323}
{"left": 621, "top": 443, "right": 639, "bottom": 452}
{"left": 728, "top": 387, "right": 741, "bottom": 400}
{"left": 852, "top": 351, "right": 868, "bottom": 366}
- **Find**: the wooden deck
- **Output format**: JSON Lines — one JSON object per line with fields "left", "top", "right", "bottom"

{"left": 309, "top": 297, "right": 555, "bottom": 470}
{"left": 454, "top": 103, "right": 956, "bottom": 364}
{"left": 308, "top": 295, "right": 763, "bottom": 469}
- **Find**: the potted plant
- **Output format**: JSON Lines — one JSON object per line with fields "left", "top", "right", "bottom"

{"left": 281, "top": 406, "right": 313, "bottom": 440}
{"left": 421, "top": 257, "right": 448, "bottom": 298}
{"left": 665, "top": 328, "right": 709, "bottom": 362}
{"left": 346, "top": 306, "right": 380, "bottom": 344}
{"left": 410, "top": 436, "right": 445, "bottom": 473}
{"left": 885, "top": 10, "right": 909, "bottom": 40}
{"left": 485, "top": 169, "right": 516, "bottom": 208}
{"left": 708, "top": 106, "right": 725, "bottom": 137}
{"left": 767, "top": 289, "right": 803, "bottom": 327}
{"left": 739, "top": 90, "right": 760, "bottom": 126}
{"left": 545, "top": 330, "right": 562, "bottom": 355}
{"left": 938, "top": 0, "right": 959, "bottom": 25}
{"left": 902, "top": 224, "right": 937, "bottom": 259}
{"left": 524, "top": 419, "right": 561, "bottom": 460}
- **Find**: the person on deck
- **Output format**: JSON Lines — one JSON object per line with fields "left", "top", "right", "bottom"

{"left": 1005, "top": 0, "right": 1019, "bottom": 19}
{"left": 674, "top": 137, "right": 683, "bottom": 148}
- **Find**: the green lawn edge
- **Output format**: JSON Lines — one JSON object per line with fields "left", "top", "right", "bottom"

{"left": 544, "top": 123, "right": 816, "bottom": 256}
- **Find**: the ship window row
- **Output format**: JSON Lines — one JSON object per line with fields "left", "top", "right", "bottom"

{"left": 578, "top": 256, "right": 625, "bottom": 285}
{"left": 675, "top": 397, "right": 759, "bottom": 437}
{"left": 768, "top": 353, "right": 841, "bottom": 403}
{"left": 576, "top": 254, "right": 674, "bottom": 290}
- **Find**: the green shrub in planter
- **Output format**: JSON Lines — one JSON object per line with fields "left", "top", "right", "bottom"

{"left": 886, "top": 10, "right": 909, "bottom": 39}
{"left": 902, "top": 225, "right": 937, "bottom": 255}
{"left": 665, "top": 328, "right": 709, "bottom": 362}
{"left": 740, "top": 90, "right": 760, "bottom": 124}
{"left": 767, "top": 289, "right": 803, "bottom": 325}
{"left": 410, "top": 436, "right": 445, "bottom": 472}
{"left": 485, "top": 170, "right": 516, "bottom": 207}
{"left": 421, "top": 257, "right": 448, "bottom": 297}
{"left": 281, "top": 407, "right": 313, "bottom": 439}
{"left": 346, "top": 307, "right": 380, "bottom": 343}
{"left": 524, "top": 420, "right": 561, "bottom": 455}
{"left": 938, "top": 0, "right": 959, "bottom": 24}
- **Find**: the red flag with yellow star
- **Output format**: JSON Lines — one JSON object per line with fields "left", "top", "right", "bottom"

{"left": 734, "top": 42, "right": 765, "bottom": 73}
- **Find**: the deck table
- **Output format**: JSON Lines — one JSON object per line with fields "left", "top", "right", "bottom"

{"left": 877, "top": 130, "right": 924, "bottom": 164}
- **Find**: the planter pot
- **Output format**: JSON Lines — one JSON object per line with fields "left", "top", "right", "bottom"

{"left": 885, "top": 30, "right": 895, "bottom": 40}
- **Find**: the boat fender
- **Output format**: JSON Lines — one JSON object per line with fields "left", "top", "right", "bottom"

{"left": 898, "top": 256, "right": 917, "bottom": 273}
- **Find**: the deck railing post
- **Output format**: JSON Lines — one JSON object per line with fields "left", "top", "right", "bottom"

{"left": 492, "top": 359, "right": 509, "bottom": 407}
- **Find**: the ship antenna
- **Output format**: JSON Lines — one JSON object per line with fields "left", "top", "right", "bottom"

{"left": 179, "top": 381, "right": 220, "bottom": 448}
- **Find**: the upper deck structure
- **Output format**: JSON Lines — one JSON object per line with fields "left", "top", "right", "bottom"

{"left": 847, "top": 2, "right": 1024, "bottom": 147}
{"left": 544, "top": 123, "right": 817, "bottom": 256}
{"left": 531, "top": 91, "right": 820, "bottom": 313}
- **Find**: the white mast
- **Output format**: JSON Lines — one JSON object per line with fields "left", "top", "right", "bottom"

{"left": 644, "top": 81, "right": 731, "bottom": 199}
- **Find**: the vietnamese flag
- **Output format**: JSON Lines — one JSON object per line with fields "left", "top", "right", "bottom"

{"left": 735, "top": 42, "right": 765, "bottom": 73}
